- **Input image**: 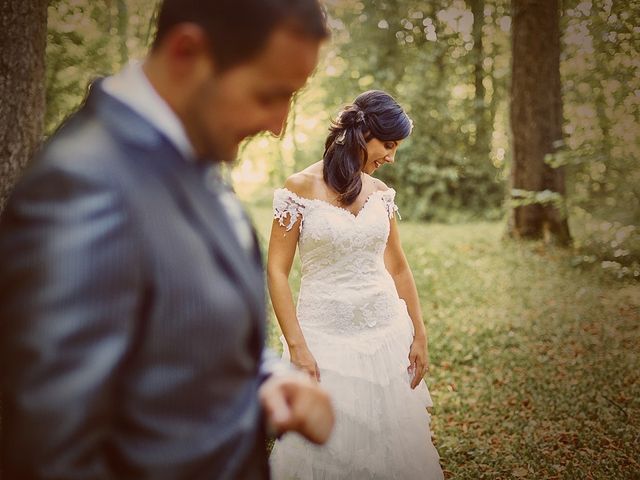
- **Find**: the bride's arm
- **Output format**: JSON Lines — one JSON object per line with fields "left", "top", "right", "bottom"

{"left": 384, "top": 217, "right": 429, "bottom": 389}
{"left": 267, "top": 201, "right": 321, "bottom": 382}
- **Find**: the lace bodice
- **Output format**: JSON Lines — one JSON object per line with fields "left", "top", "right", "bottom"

{"left": 273, "top": 187, "right": 409, "bottom": 335}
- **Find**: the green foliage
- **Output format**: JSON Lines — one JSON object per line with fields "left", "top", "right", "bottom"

{"left": 559, "top": 0, "right": 640, "bottom": 276}
{"left": 44, "top": 0, "right": 639, "bottom": 245}
{"left": 46, "top": 0, "right": 159, "bottom": 135}
{"left": 570, "top": 208, "right": 640, "bottom": 281}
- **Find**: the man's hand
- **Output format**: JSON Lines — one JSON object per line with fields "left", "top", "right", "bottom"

{"left": 259, "top": 373, "right": 334, "bottom": 444}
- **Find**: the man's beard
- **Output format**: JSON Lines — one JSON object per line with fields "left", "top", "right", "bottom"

{"left": 187, "top": 118, "right": 238, "bottom": 164}
{"left": 203, "top": 139, "right": 238, "bottom": 164}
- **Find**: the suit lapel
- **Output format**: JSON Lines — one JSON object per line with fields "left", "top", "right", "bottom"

{"left": 89, "top": 83, "right": 265, "bottom": 324}
{"left": 167, "top": 158, "right": 265, "bottom": 322}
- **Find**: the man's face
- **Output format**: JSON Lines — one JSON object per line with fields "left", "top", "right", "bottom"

{"left": 187, "top": 28, "right": 321, "bottom": 162}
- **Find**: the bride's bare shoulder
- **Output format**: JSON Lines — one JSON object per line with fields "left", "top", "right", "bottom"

{"left": 363, "top": 173, "right": 390, "bottom": 193}
{"left": 284, "top": 161, "right": 324, "bottom": 197}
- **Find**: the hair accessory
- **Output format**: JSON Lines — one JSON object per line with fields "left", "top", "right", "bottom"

{"left": 356, "top": 110, "right": 366, "bottom": 124}
{"left": 335, "top": 130, "right": 346, "bottom": 145}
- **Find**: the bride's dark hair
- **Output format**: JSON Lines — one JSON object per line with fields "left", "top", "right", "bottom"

{"left": 323, "top": 90, "right": 412, "bottom": 206}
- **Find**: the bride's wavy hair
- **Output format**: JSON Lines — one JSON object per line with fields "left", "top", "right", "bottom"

{"left": 323, "top": 90, "right": 412, "bottom": 206}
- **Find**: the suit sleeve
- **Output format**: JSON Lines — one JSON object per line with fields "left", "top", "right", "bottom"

{"left": 258, "top": 348, "right": 286, "bottom": 383}
{"left": 0, "top": 163, "right": 142, "bottom": 479}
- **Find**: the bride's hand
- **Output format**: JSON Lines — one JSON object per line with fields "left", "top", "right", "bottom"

{"left": 408, "top": 335, "right": 429, "bottom": 390}
{"left": 289, "top": 344, "right": 321, "bottom": 382}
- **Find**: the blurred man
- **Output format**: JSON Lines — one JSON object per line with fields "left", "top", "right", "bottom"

{"left": 0, "top": 1, "right": 332, "bottom": 478}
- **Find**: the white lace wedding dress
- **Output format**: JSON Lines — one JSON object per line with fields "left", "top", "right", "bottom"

{"left": 269, "top": 187, "right": 444, "bottom": 480}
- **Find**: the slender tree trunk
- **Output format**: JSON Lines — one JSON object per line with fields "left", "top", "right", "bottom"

{"left": 363, "top": 0, "right": 404, "bottom": 97}
{"left": 509, "top": 0, "right": 571, "bottom": 245}
{"left": 468, "top": 0, "right": 491, "bottom": 158}
{"left": 0, "top": 0, "right": 48, "bottom": 212}
{"left": 590, "top": 5, "right": 613, "bottom": 194}
{"left": 116, "top": 0, "right": 129, "bottom": 66}
{"left": 486, "top": 0, "right": 503, "bottom": 136}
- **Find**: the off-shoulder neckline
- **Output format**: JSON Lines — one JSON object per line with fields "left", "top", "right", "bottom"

{"left": 276, "top": 187, "right": 395, "bottom": 220}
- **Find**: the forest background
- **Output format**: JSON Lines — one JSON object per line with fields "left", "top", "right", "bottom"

{"left": 36, "top": 0, "right": 640, "bottom": 281}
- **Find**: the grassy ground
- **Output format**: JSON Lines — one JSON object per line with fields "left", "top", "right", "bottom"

{"left": 248, "top": 205, "right": 640, "bottom": 479}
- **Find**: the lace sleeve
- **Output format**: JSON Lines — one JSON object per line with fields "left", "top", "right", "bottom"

{"left": 382, "top": 188, "right": 401, "bottom": 220}
{"left": 273, "top": 188, "right": 306, "bottom": 232}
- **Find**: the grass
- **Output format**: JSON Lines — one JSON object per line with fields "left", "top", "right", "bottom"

{"left": 247, "top": 205, "right": 640, "bottom": 479}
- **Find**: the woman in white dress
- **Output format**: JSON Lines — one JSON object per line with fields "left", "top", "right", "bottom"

{"left": 267, "top": 90, "right": 444, "bottom": 479}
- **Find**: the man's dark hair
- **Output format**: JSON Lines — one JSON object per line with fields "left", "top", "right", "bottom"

{"left": 153, "top": 0, "right": 328, "bottom": 72}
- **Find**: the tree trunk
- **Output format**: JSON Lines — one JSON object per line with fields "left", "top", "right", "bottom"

{"left": 0, "top": 0, "right": 48, "bottom": 212}
{"left": 468, "top": 0, "right": 491, "bottom": 158}
{"left": 116, "top": 0, "right": 129, "bottom": 66}
{"left": 509, "top": 0, "right": 571, "bottom": 245}
{"left": 362, "top": 0, "right": 405, "bottom": 97}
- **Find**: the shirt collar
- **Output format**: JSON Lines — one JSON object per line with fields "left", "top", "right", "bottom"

{"left": 101, "top": 60, "right": 196, "bottom": 161}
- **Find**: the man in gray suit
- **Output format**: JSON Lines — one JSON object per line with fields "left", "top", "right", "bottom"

{"left": 0, "top": 1, "right": 333, "bottom": 478}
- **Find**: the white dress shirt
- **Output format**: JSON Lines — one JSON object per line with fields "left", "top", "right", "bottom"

{"left": 102, "top": 60, "right": 196, "bottom": 160}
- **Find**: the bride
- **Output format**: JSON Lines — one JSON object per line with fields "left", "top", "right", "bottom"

{"left": 267, "top": 90, "right": 444, "bottom": 479}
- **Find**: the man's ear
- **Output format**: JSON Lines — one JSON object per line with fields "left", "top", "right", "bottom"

{"left": 160, "top": 23, "right": 215, "bottom": 78}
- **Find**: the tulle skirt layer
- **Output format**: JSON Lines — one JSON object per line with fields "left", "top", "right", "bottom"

{"left": 269, "top": 310, "right": 444, "bottom": 480}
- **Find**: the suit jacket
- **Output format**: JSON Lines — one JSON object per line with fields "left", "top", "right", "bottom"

{"left": 0, "top": 82, "right": 271, "bottom": 479}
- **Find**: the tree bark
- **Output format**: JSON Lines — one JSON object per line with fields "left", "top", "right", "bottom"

{"left": 509, "top": 0, "right": 571, "bottom": 245}
{"left": 0, "top": 0, "right": 48, "bottom": 212}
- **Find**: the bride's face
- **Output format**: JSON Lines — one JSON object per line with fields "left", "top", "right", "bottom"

{"left": 362, "top": 137, "right": 402, "bottom": 175}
